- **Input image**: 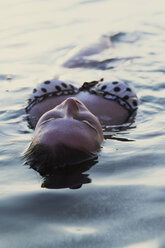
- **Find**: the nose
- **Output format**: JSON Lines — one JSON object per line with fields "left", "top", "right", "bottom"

{"left": 63, "top": 97, "right": 79, "bottom": 117}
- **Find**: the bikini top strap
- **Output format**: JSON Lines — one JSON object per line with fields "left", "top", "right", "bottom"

{"left": 79, "top": 78, "right": 104, "bottom": 91}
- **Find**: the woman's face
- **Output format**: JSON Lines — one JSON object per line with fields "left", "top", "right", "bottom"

{"left": 34, "top": 98, "right": 103, "bottom": 153}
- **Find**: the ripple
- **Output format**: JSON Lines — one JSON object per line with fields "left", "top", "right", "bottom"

{"left": 1, "top": 0, "right": 165, "bottom": 248}
{"left": 124, "top": 239, "right": 159, "bottom": 248}
{"left": 63, "top": 225, "right": 96, "bottom": 235}
{"left": 0, "top": 74, "right": 14, "bottom": 80}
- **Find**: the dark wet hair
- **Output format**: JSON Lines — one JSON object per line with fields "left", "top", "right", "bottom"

{"left": 23, "top": 142, "right": 98, "bottom": 176}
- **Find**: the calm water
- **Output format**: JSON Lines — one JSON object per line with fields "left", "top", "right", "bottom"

{"left": 0, "top": 0, "right": 165, "bottom": 247}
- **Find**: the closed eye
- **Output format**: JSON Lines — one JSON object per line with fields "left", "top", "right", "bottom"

{"left": 40, "top": 117, "right": 56, "bottom": 125}
{"left": 82, "top": 120, "right": 97, "bottom": 133}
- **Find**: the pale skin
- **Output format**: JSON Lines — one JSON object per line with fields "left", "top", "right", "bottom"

{"left": 29, "top": 91, "right": 130, "bottom": 156}
{"left": 33, "top": 98, "right": 104, "bottom": 155}
{"left": 29, "top": 91, "right": 129, "bottom": 129}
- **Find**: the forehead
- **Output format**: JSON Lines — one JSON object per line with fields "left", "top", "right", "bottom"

{"left": 35, "top": 118, "right": 98, "bottom": 151}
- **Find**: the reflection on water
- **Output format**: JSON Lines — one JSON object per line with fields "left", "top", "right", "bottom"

{"left": 41, "top": 159, "right": 97, "bottom": 189}
{"left": 124, "top": 239, "right": 159, "bottom": 248}
{"left": 1, "top": 0, "right": 165, "bottom": 247}
{"left": 63, "top": 225, "right": 96, "bottom": 235}
{"left": 63, "top": 56, "right": 141, "bottom": 70}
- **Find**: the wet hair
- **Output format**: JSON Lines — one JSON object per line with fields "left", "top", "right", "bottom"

{"left": 23, "top": 142, "right": 98, "bottom": 176}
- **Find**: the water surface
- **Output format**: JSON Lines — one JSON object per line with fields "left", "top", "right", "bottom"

{"left": 0, "top": 0, "right": 165, "bottom": 247}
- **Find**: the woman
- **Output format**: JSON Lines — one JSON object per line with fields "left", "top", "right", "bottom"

{"left": 24, "top": 78, "right": 138, "bottom": 174}
{"left": 24, "top": 34, "right": 138, "bottom": 174}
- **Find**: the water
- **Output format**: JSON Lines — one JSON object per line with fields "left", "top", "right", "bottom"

{"left": 0, "top": 0, "right": 165, "bottom": 247}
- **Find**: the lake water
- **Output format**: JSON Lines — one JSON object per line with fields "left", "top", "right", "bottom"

{"left": 0, "top": 0, "right": 165, "bottom": 247}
